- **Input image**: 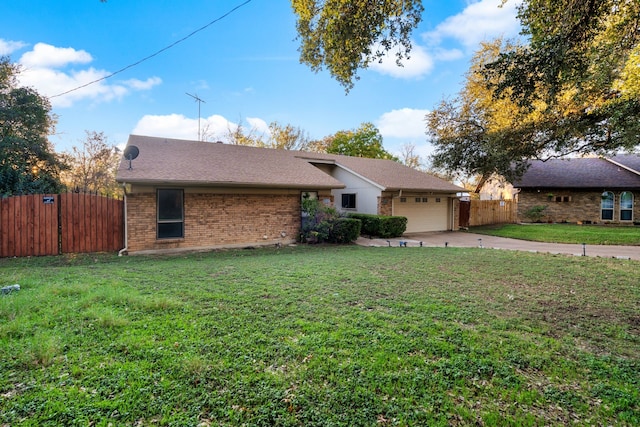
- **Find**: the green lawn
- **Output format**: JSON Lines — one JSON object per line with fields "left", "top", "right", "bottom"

{"left": 1, "top": 246, "right": 638, "bottom": 426}
{"left": 470, "top": 223, "right": 640, "bottom": 245}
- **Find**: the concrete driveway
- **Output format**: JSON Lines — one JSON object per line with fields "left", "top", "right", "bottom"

{"left": 355, "top": 231, "right": 640, "bottom": 260}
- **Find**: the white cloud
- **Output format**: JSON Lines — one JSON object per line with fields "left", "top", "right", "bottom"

{"left": 123, "top": 77, "right": 162, "bottom": 91}
{"left": 13, "top": 42, "right": 161, "bottom": 108}
{"left": 424, "top": 0, "right": 521, "bottom": 49}
{"left": 0, "top": 38, "right": 27, "bottom": 55}
{"left": 377, "top": 108, "right": 430, "bottom": 139}
{"left": 20, "top": 43, "right": 92, "bottom": 68}
{"left": 246, "top": 117, "right": 270, "bottom": 134}
{"left": 369, "top": 42, "right": 434, "bottom": 79}
{"left": 132, "top": 114, "right": 236, "bottom": 141}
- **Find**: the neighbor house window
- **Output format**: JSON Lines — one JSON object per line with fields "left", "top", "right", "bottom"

{"left": 620, "top": 192, "right": 633, "bottom": 221}
{"left": 157, "top": 189, "right": 184, "bottom": 239}
{"left": 342, "top": 193, "right": 356, "bottom": 209}
{"left": 601, "top": 191, "right": 614, "bottom": 221}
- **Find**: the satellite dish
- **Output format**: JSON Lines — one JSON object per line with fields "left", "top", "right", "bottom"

{"left": 123, "top": 145, "right": 139, "bottom": 170}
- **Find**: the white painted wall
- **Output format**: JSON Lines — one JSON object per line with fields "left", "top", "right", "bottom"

{"left": 329, "top": 167, "right": 382, "bottom": 214}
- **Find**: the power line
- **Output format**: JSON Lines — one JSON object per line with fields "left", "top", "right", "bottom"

{"left": 51, "top": 0, "right": 253, "bottom": 99}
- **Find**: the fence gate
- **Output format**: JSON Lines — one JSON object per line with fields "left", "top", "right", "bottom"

{"left": 459, "top": 200, "right": 471, "bottom": 228}
{"left": 0, "top": 193, "right": 124, "bottom": 258}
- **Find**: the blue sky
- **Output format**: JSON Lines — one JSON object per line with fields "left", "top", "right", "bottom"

{"left": 2, "top": 0, "right": 521, "bottom": 160}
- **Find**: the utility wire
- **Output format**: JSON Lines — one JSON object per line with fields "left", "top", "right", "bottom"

{"left": 51, "top": 0, "right": 253, "bottom": 98}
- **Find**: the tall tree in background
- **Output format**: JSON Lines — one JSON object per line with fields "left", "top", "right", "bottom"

{"left": 428, "top": 39, "right": 537, "bottom": 184}
{"left": 266, "top": 122, "right": 311, "bottom": 150}
{"left": 62, "top": 131, "right": 121, "bottom": 196}
{"left": 326, "top": 122, "right": 398, "bottom": 160}
{"left": 430, "top": 0, "right": 640, "bottom": 182}
{"left": 481, "top": 0, "right": 640, "bottom": 158}
{"left": 399, "top": 143, "right": 422, "bottom": 169}
{"left": 292, "top": 0, "right": 424, "bottom": 91}
{"left": 0, "top": 57, "right": 66, "bottom": 196}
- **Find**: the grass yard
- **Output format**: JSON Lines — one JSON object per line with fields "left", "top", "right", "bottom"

{"left": 471, "top": 223, "right": 640, "bottom": 246}
{"left": 1, "top": 246, "right": 638, "bottom": 426}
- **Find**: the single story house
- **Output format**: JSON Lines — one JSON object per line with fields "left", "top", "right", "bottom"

{"left": 513, "top": 155, "right": 640, "bottom": 224}
{"left": 116, "top": 135, "right": 463, "bottom": 254}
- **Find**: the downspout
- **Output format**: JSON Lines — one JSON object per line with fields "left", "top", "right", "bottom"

{"left": 450, "top": 195, "right": 454, "bottom": 231}
{"left": 118, "top": 183, "right": 128, "bottom": 256}
{"left": 393, "top": 190, "right": 402, "bottom": 216}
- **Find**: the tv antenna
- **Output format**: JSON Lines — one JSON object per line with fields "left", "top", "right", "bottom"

{"left": 186, "top": 92, "right": 206, "bottom": 141}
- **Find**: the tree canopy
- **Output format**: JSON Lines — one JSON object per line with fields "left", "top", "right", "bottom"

{"left": 0, "top": 57, "right": 66, "bottom": 196}
{"left": 325, "top": 122, "right": 398, "bottom": 160}
{"left": 61, "top": 131, "right": 121, "bottom": 196}
{"left": 291, "top": 0, "right": 424, "bottom": 91}
{"left": 430, "top": 0, "right": 640, "bottom": 181}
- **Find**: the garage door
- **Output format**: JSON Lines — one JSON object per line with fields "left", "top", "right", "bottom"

{"left": 394, "top": 197, "right": 449, "bottom": 232}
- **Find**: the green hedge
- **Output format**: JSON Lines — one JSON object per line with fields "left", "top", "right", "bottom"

{"left": 348, "top": 213, "right": 407, "bottom": 238}
{"left": 328, "top": 218, "right": 362, "bottom": 243}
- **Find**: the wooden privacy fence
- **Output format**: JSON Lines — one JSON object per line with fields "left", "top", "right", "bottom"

{"left": 467, "top": 199, "right": 517, "bottom": 227}
{"left": 0, "top": 193, "right": 124, "bottom": 257}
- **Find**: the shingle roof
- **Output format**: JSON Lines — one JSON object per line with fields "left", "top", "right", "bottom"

{"left": 513, "top": 157, "right": 640, "bottom": 189}
{"left": 116, "top": 135, "right": 463, "bottom": 193}
{"left": 607, "top": 154, "right": 640, "bottom": 174}
{"left": 116, "top": 135, "right": 344, "bottom": 189}
{"left": 295, "top": 152, "right": 463, "bottom": 192}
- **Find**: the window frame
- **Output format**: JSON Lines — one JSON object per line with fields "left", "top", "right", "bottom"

{"left": 157, "top": 188, "right": 184, "bottom": 239}
{"left": 601, "top": 191, "right": 614, "bottom": 221}
{"left": 341, "top": 193, "right": 357, "bottom": 210}
{"left": 620, "top": 191, "right": 634, "bottom": 222}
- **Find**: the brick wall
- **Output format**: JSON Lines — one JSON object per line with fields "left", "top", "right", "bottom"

{"left": 377, "top": 195, "right": 393, "bottom": 216}
{"left": 126, "top": 192, "right": 300, "bottom": 252}
{"left": 518, "top": 190, "right": 639, "bottom": 223}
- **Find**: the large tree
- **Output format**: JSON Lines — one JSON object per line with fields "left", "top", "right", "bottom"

{"left": 481, "top": 0, "right": 640, "bottom": 158}
{"left": 428, "top": 40, "right": 539, "bottom": 184}
{"left": 430, "top": 0, "right": 640, "bottom": 181}
{"left": 62, "top": 131, "right": 121, "bottom": 197}
{"left": 0, "top": 57, "right": 66, "bottom": 196}
{"left": 291, "top": 0, "right": 424, "bottom": 91}
{"left": 326, "top": 122, "right": 398, "bottom": 160}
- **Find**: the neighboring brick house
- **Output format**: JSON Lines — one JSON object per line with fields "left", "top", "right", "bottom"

{"left": 115, "top": 135, "right": 463, "bottom": 254}
{"left": 513, "top": 155, "right": 640, "bottom": 224}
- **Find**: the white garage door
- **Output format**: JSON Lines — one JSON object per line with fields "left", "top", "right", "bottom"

{"left": 394, "top": 197, "right": 449, "bottom": 232}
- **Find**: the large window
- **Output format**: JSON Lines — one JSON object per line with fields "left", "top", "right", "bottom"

{"left": 157, "top": 189, "right": 184, "bottom": 239}
{"left": 341, "top": 193, "right": 356, "bottom": 209}
{"left": 601, "top": 191, "right": 614, "bottom": 221}
{"left": 620, "top": 191, "right": 634, "bottom": 221}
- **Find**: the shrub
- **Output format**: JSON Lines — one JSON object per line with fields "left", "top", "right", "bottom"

{"left": 348, "top": 213, "right": 407, "bottom": 238}
{"left": 300, "top": 199, "right": 361, "bottom": 244}
{"left": 329, "top": 218, "right": 362, "bottom": 243}
{"left": 524, "top": 205, "right": 547, "bottom": 223}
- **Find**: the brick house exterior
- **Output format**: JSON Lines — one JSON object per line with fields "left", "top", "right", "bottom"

{"left": 116, "top": 135, "right": 462, "bottom": 254}
{"left": 513, "top": 156, "right": 640, "bottom": 224}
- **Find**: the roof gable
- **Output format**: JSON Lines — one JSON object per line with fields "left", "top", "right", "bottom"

{"left": 296, "top": 152, "right": 463, "bottom": 193}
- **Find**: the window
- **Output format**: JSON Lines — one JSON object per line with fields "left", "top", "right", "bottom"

{"left": 435, "top": 198, "right": 441, "bottom": 203}
{"left": 157, "top": 189, "right": 184, "bottom": 239}
{"left": 422, "top": 197, "right": 428, "bottom": 203}
{"left": 555, "top": 195, "right": 572, "bottom": 202}
{"left": 341, "top": 193, "right": 356, "bottom": 209}
{"left": 601, "top": 191, "right": 614, "bottom": 221}
{"left": 415, "top": 197, "right": 421, "bottom": 203}
{"left": 400, "top": 197, "right": 406, "bottom": 203}
{"left": 620, "top": 191, "right": 633, "bottom": 221}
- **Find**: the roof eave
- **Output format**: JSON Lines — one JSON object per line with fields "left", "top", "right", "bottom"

{"left": 115, "top": 178, "right": 345, "bottom": 190}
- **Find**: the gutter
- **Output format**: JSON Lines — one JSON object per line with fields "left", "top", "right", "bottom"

{"left": 118, "top": 182, "right": 128, "bottom": 256}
